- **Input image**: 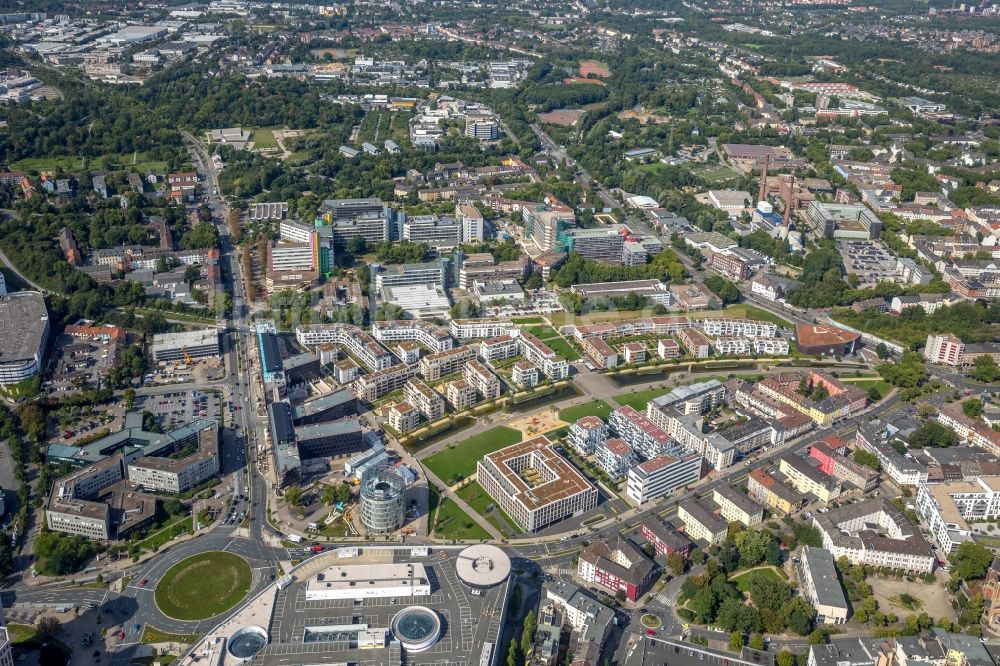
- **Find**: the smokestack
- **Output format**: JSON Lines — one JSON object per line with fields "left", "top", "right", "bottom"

{"left": 758, "top": 153, "right": 770, "bottom": 203}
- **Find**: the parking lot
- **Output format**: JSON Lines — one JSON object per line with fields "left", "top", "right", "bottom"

{"left": 133, "top": 389, "right": 221, "bottom": 430}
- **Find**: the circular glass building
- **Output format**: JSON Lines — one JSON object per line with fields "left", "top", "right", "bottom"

{"left": 227, "top": 626, "right": 268, "bottom": 661}
{"left": 359, "top": 467, "right": 406, "bottom": 534}
{"left": 390, "top": 606, "right": 441, "bottom": 652}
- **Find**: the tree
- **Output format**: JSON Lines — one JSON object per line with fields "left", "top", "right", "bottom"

{"left": 853, "top": 449, "right": 881, "bottom": 472}
{"left": 736, "top": 530, "right": 772, "bottom": 568}
{"left": 749, "top": 634, "right": 765, "bottom": 651}
{"left": 124, "top": 387, "right": 136, "bottom": 411}
{"left": 718, "top": 598, "right": 763, "bottom": 634}
{"left": 729, "top": 632, "right": 744, "bottom": 651}
{"left": 704, "top": 275, "right": 740, "bottom": 304}
{"left": 184, "top": 264, "right": 202, "bottom": 284}
{"left": 876, "top": 342, "right": 890, "bottom": 359}
{"left": 877, "top": 353, "right": 927, "bottom": 390}
{"left": 521, "top": 610, "right": 536, "bottom": 657}
{"left": 449, "top": 300, "right": 481, "bottom": 320}
{"left": 783, "top": 597, "right": 816, "bottom": 635}
{"left": 689, "top": 588, "right": 718, "bottom": 623}
{"left": 962, "top": 398, "right": 984, "bottom": 419}
{"left": 867, "top": 386, "right": 882, "bottom": 403}
{"left": 0, "top": 539, "right": 13, "bottom": 580}
{"left": 949, "top": 542, "right": 993, "bottom": 581}
{"left": 284, "top": 485, "right": 304, "bottom": 506}
{"left": 765, "top": 539, "right": 782, "bottom": 566}
{"left": 346, "top": 236, "right": 367, "bottom": 256}
{"left": 777, "top": 652, "right": 795, "bottom": 666}
{"left": 970, "top": 355, "right": 1000, "bottom": 383}
{"left": 667, "top": 552, "right": 687, "bottom": 575}
{"left": 36, "top": 616, "right": 61, "bottom": 638}
{"left": 180, "top": 222, "right": 220, "bottom": 249}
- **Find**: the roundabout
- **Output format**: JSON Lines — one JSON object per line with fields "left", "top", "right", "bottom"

{"left": 641, "top": 614, "right": 662, "bottom": 629}
{"left": 154, "top": 551, "right": 252, "bottom": 621}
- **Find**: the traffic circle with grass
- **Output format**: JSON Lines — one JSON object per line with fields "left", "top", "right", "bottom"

{"left": 153, "top": 551, "right": 252, "bottom": 621}
{"left": 641, "top": 614, "right": 662, "bottom": 629}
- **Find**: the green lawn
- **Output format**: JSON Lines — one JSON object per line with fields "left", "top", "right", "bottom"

{"left": 422, "top": 426, "right": 522, "bottom": 485}
{"left": 844, "top": 378, "right": 891, "bottom": 398}
{"left": 741, "top": 304, "right": 795, "bottom": 328}
{"left": 731, "top": 566, "right": 786, "bottom": 592}
{"left": 137, "top": 515, "right": 193, "bottom": 551}
{"left": 559, "top": 400, "right": 613, "bottom": 422}
{"left": 513, "top": 316, "right": 544, "bottom": 324}
{"left": 7, "top": 624, "right": 36, "bottom": 644}
{"left": 543, "top": 335, "right": 581, "bottom": 361}
{"left": 526, "top": 325, "right": 560, "bottom": 339}
{"left": 457, "top": 481, "right": 524, "bottom": 535}
{"left": 614, "top": 387, "right": 671, "bottom": 410}
{"left": 154, "top": 551, "right": 252, "bottom": 620}
{"left": 140, "top": 626, "right": 200, "bottom": 645}
{"left": 692, "top": 163, "right": 742, "bottom": 185}
{"left": 432, "top": 495, "right": 491, "bottom": 541}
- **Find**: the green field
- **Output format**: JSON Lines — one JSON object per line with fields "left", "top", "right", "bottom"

{"left": 251, "top": 128, "right": 278, "bottom": 149}
{"left": 844, "top": 378, "right": 891, "bottom": 398}
{"left": 740, "top": 304, "right": 794, "bottom": 328}
{"left": 154, "top": 552, "right": 252, "bottom": 620}
{"left": 731, "top": 566, "right": 786, "bottom": 592}
{"left": 614, "top": 387, "right": 671, "bottom": 410}
{"left": 526, "top": 325, "right": 559, "bottom": 338}
{"left": 513, "top": 316, "right": 544, "bottom": 324}
{"left": 11, "top": 151, "right": 169, "bottom": 174}
{"left": 457, "top": 481, "right": 524, "bottom": 535}
{"left": 559, "top": 400, "right": 613, "bottom": 422}
{"left": 422, "top": 426, "right": 522, "bottom": 485}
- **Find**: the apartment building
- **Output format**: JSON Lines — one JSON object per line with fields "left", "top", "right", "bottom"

{"left": 518, "top": 332, "right": 569, "bottom": 381}
{"left": 917, "top": 476, "right": 1000, "bottom": 555}
{"left": 371, "top": 320, "right": 454, "bottom": 353}
{"left": 799, "top": 546, "right": 850, "bottom": 625}
{"left": 677, "top": 328, "right": 712, "bottom": 358}
{"left": 779, "top": 455, "right": 842, "bottom": 502}
{"left": 609, "top": 406, "right": 673, "bottom": 460}
{"left": 678, "top": 501, "right": 729, "bottom": 545}
{"left": 595, "top": 438, "right": 634, "bottom": 481}
{"left": 814, "top": 498, "right": 935, "bottom": 573}
{"left": 479, "top": 334, "right": 520, "bottom": 363}
{"left": 477, "top": 436, "right": 598, "bottom": 532}
{"left": 747, "top": 468, "right": 805, "bottom": 515}
{"left": 511, "top": 361, "right": 539, "bottom": 388}
{"left": 658, "top": 338, "right": 682, "bottom": 359}
{"left": 626, "top": 452, "right": 703, "bottom": 505}
{"left": 387, "top": 402, "right": 422, "bottom": 434}
{"left": 463, "top": 359, "right": 501, "bottom": 400}
{"left": 714, "top": 337, "right": 750, "bottom": 356}
{"left": 702, "top": 319, "right": 778, "bottom": 338}
{"left": 404, "top": 378, "right": 446, "bottom": 421}
{"left": 713, "top": 485, "right": 764, "bottom": 527}
{"left": 577, "top": 537, "right": 657, "bottom": 602}
{"left": 418, "top": 345, "right": 477, "bottom": 381}
{"left": 640, "top": 520, "right": 693, "bottom": 558}
{"left": 581, "top": 336, "right": 619, "bottom": 369}
{"left": 752, "top": 337, "right": 790, "bottom": 355}
{"left": 352, "top": 364, "right": 417, "bottom": 402}
{"left": 809, "top": 438, "right": 879, "bottom": 492}
{"left": 450, "top": 318, "right": 518, "bottom": 340}
{"left": 758, "top": 371, "right": 867, "bottom": 426}
{"left": 856, "top": 421, "right": 929, "bottom": 487}
{"left": 938, "top": 403, "right": 1000, "bottom": 456}
{"left": 295, "top": 324, "right": 394, "bottom": 372}
{"left": 573, "top": 315, "right": 691, "bottom": 342}
{"left": 568, "top": 416, "right": 608, "bottom": 456}
{"left": 446, "top": 379, "right": 478, "bottom": 411}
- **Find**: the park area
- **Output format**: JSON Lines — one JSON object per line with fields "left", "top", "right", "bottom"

{"left": 430, "top": 485, "right": 490, "bottom": 541}
{"left": 11, "top": 151, "right": 168, "bottom": 174}
{"left": 154, "top": 552, "right": 252, "bottom": 621}
{"left": 457, "top": 481, "right": 524, "bottom": 536}
{"left": 730, "top": 566, "right": 786, "bottom": 592}
{"left": 422, "top": 426, "right": 522, "bottom": 485}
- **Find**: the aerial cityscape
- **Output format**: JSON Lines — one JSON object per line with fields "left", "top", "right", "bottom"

{"left": 1, "top": 1, "right": 1000, "bottom": 666}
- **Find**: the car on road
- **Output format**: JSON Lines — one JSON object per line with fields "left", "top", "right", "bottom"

{"left": 646, "top": 629, "right": 656, "bottom": 636}
{"left": 140, "top": 578, "right": 148, "bottom": 586}
{"left": 117, "top": 632, "right": 125, "bottom": 640}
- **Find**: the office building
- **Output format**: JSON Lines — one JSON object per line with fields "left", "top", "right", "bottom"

{"left": 626, "top": 452, "right": 703, "bottom": 504}
{"left": 150, "top": 328, "right": 220, "bottom": 362}
{"left": 477, "top": 436, "right": 598, "bottom": 532}
{"left": 0, "top": 291, "right": 49, "bottom": 385}
{"left": 640, "top": 520, "right": 693, "bottom": 558}
{"left": 779, "top": 455, "right": 842, "bottom": 502}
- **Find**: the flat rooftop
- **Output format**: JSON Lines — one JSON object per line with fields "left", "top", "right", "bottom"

{"left": 0, "top": 291, "right": 49, "bottom": 364}
{"left": 306, "top": 562, "right": 429, "bottom": 597}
